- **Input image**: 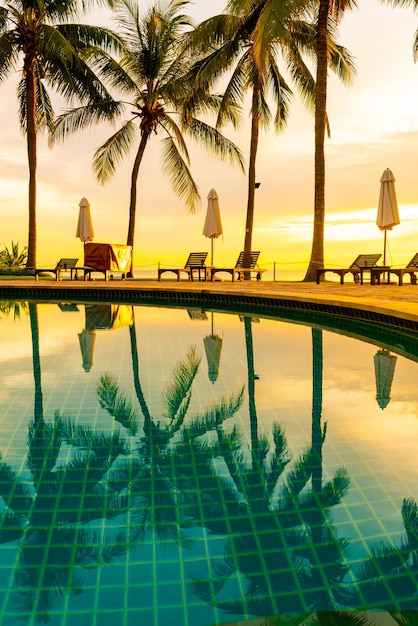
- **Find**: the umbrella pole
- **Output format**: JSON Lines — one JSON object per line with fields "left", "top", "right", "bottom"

{"left": 211, "top": 239, "right": 214, "bottom": 267}
{"left": 383, "top": 231, "right": 387, "bottom": 266}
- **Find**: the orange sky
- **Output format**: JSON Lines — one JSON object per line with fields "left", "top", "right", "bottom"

{"left": 0, "top": 0, "right": 417, "bottom": 278}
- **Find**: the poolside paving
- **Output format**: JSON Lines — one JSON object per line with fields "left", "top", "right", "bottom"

{"left": 1, "top": 277, "right": 418, "bottom": 324}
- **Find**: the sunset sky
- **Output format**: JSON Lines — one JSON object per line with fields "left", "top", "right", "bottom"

{"left": 0, "top": 0, "right": 417, "bottom": 278}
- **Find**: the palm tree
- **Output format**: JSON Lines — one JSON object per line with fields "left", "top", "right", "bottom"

{"left": 240, "top": 0, "right": 355, "bottom": 282}
{"left": 188, "top": 0, "right": 354, "bottom": 278}
{"left": 52, "top": 0, "right": 244, "bottom": 277}
{"left": 188, "top": 0, "right": 311, "bottom": 276}
{"left": 302, "top": 0, "right": 357, "bottom": 281}
{"left": 0, "top": 0, "right": 124, "bottom": 269}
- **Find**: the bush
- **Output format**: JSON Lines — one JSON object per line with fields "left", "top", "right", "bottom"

{"left": 0, "top": 242, "right": 28, "bottom": 269}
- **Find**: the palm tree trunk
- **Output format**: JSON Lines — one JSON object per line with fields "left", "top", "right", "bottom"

{"left": 25, "top": 59, "right": 37, "bottom": 269}
{"left": 126, "top": 131, "right": 150, "bottom": 277}
{"left": 303, "top": 0, "right": 330, "bottom": 282}
{"left": 243, "top": 88, "right": 260, "bottom": 279}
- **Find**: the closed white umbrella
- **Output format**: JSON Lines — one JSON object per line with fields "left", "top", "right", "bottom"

{"left": 376, "top": 168, "right": 400, "bottom": 266}
{"left": 76, "top": 197, "right": 94, "bottom": 243}
{"left": 203, "top": 188, "right": 222, "bottom": 266}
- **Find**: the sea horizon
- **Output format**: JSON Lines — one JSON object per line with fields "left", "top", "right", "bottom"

{"left": 132, "top": 268, "right": 311, "bottom": 282}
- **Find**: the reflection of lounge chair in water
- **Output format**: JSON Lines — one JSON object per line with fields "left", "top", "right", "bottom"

{"left": 85, "top": 304, "right": 134, "bottom": 330}
{"left": 79, "top": 304, "right": 134, "bottom": 372}
{"left": 58, "top": 303, "right": 79, "bottom": 312}
{"left": 187, "top": 309, "right": 208, "bottom": 320}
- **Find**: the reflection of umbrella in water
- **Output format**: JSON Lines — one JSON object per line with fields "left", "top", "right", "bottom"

{"left": 203, "top": 313, "right": 223, "bottom": 383}
{"left": 78, "top": 330, "right": 96, "bottom": 373}
{"left": 376, "top": 168, "right": 400, "bottom": 266}
{"left": 76, "top": 197, "right": 94, "bottom": 244}
{"left": 79, "top": 305, "right": 134, "bottom": 372}
{"left": 374, "top": 348, "right": 397, "bottom": 410}
{"left": 203, "top": 188, "right": 223, "bottom": 267}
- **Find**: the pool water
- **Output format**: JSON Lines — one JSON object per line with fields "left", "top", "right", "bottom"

{"left": 0, "top": 299, "right": 418, "bottom": 625}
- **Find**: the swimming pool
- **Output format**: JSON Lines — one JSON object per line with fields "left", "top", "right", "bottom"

{"left": 0, "top": 298, "right": 418, "bottom": 625}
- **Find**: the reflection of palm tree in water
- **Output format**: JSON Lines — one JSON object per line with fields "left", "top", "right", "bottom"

{"left": 0, "top": 303, "right": 137, "bottom": 622}
{"left": 353, "top": 496, "right": 418, "bottom": 614}
{"left": 5, "top": 305, "right": 418, "bottom": 623}
{"left": 102, "top": 315, "right": 245, "bottom": 543}
{"left": 307, "top": 331, "right": 418, "bottom": 616}
{"left": 190, "top": 324, "right": 352, "bottom": 619}
{"left": 5, "top": 416, "right": 134, "bottom": 622}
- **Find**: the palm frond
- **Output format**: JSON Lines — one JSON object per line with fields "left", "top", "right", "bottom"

{"left": 159, "top": 113, "right": 190, "bottom": 159}
{"left": 27, "top": 419, "right": 62, "bottom": 477}
{"left": 97, "top": 373, "right": 139, "bottom": 435}
{"left": 214, "top": 53, "right": 248, "bottom": 129}
{"left": 0, "top": 510, "right": 24, "bottom": 543}
{"left": 92, "top": 119, "right": 138, "bottom": 183}
{"left": 402, "top": 497, "right": 418, "bottom": 549}
{"left": 284, "top": 43, "right": 315, "bottom": 113}
{"left": 183, "top": 387, "right": 245, "bottom": 439}
{"left": 282, "top": 450, "right": 312, "bottom": 498}
{"left": 36, "top": 76, "right": 55, "bottom": 133}
{"left": 184, "top": 118, "right": 245, "bottom": 171}
{"left": 163, "top": 345, "right": 201, "bottom": 421}
{"left": 160, "top": 135, "right": 200, "bottom": 211}
{"left": 56, "top": 23, "right": 126, "bottom": 56}
{"left": 265, "top": 421, "right": 292, "bottom": 492}
{"left": 86, "top": 49, "right": 139, "bottom": 95}
{"left": 414, "top": 27, "right": 418, "bottom": 62}
{"left": 356, "top": 541, "right": 409, "bottom": 580}
{"left": 0, "top": 31, "right": 19, "bottom": 82}
{"left": 328, "top": 43, "right": 356, "bottom": 85}
{"left": 319, "top": 467, "right": 351, "bottom": 506}
{"left": 0, "top": 460, "right": 32, "bottom": 516}
{"left": 50, "top": 100, "right": 124, "bottom": 145}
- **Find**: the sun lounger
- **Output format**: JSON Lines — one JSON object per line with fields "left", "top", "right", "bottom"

{"left": 34, "top": 258, "right": 79, "bottom": 281}
{"left": 210, "top": 251, "right": 265, "bottom": 281}
{"left": 371, "top": 252, "right": 418, "bottom": 286}
{"left": 316, "top": 254, "right": 382, "bottom": 285}
{"left": 158, "top": 252, "right": 208, "bottom": 281}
